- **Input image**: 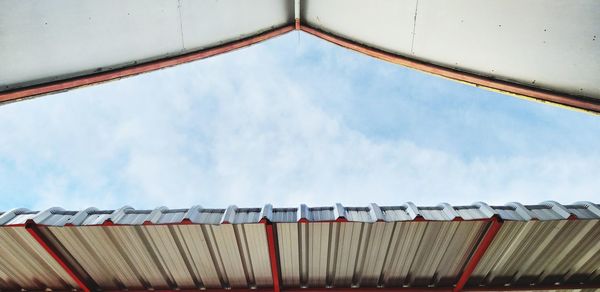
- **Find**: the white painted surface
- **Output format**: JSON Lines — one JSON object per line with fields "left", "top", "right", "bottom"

{"left": 0, "top": 0, "right": 294, "bottom": 90}
{"left": 2, "top": 0, "right": 598, "bottom": 100}
{"left": 180, "top": 0, "right": 293, "bottom": 50}
{"left": 303, "top": 0, "right": 600, "bottom": 99}
{"left": 303, "top": 0, "right": 417, "bottom": 56}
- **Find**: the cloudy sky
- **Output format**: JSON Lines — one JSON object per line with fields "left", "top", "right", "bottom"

{"left": 1, "top": 32, "right": 599, "bottom": 211}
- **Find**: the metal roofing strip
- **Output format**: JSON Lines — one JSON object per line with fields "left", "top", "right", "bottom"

{"left": 575, "top": 201, "right": 600, "bottom": 217}
{"left": 66, "top": 208, "right": 100, "bottom": 226}
{"left": 403, "top": 202, "right": 422, "bottom": 220}
{"left": 541, "top": 201, "right": 574, "bottom": 219}
{"left": 368, "top": 204, "right": 385, "bottom": 222}
{"left": 536, "top": 220, "right": 598, "bottom": 284}
{"left": 107, "top": 206, "right": 134, "bottom": 225}
{"left": 0, "top": 25, "right": 295, "bottom": 105}
{"left": 0, "top": 227, "right": 72, "bottom": 289}
{"left": 140, "top": 226, "right": 196, "bottom": 288}
{"left": 560, "top": 224, "right": 600, "bottom": 284}
{"left": 0, "top": 208, "right": 31, "bottom": 225}
{"left": 174, "top": 225, "right": 218, "bottom": 288}
{"left": 183, "top": 205, "right": 202, "bottom": 224}
{"left": 438, "top": 203, "right": 462, "bottom": 221}
{"left": 24, "top": 221, "right": 92, "bottom": 292}
{"left": 261, "top": 204, "right": 274, "bottom": 223}
{"left": 333, "top": 204, "right": 347, "bottom": 222}
{"left": 469, "top": 219, "right": 600, "bottom": 288}
{"left": 146, "top": 207, "right": 170, "bottom": 224}
{"left": 108, "top": 226, "right": 171, "bottom": 289}
{"left": 299, "top": 204, "right": 311, "bottom": 223}
{"left": 299, "top": 25, "right": 600, "bottom": 114}
{"left": 473, "top": 203, "right": 496, "bottom": 218}
{"left": 222, "top": 206, "right": 238, "bottom": 224}
{"left": 505, "top": 203, "right": 534, "bottom": 221}
{"left": 2, "top": 202, "right": 598, "bottom": 226}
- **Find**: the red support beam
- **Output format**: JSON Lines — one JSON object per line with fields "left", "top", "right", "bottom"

{"left": 0, "top": 24, "right": 295, "bottom": 105}
{"left": 261, "top": 219, "right": 282, "bottom": 292}
{"left": 25, "top": 220, "right": 92, "bottom": 292}
{"left": 453, "top": 216, "right": 503, "bottom": 292}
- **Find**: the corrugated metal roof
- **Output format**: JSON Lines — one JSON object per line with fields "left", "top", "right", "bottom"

{"left": 0, "top": 202, "right": 598, "bottom": 291}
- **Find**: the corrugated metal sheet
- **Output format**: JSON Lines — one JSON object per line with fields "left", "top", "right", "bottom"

{"left": 276, "top": 221, "right": 487, "bottom": 288}
{"left": 48, "top": 224, "right": 272, "bottom": 289}
{"left": 0, "top": 226, "right": 78, "bottom": 290}
{"left": 0, "top": 202, "right": 598, "bottom": 291}
{"left": 469, "top": 220, "right": 600, "bottom": 287}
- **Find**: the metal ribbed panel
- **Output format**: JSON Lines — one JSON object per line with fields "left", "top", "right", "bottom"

{"left": 345, "top": 207, "right": 374, "bottom": 222}
{"left": 380, "top": 206, "right": 411, "bottom": 221}
{"left": 455, "top": 206, "right": 489, "bottom": 220}
{"left": 3, "top": 202, "right": 597, "bottom": 227}
{"left": 48, "top": 224, "right": 272, "bottom": 290}
{"left": 194, "top": 209, "right": 226, "bottom": 224}
{"left": 49, "top": 226, "right": 145, "bottom": 289}
{"left": 468, "top": 220, "right": 600, "bottom": 287}
{"left": 276, "top": 221, "right": 487, "bottom": 288}
{"left": 273, "top": 208, "right": 298, "bottom": 223}
{"left": 277, "top": 223, "right": 301, "bottom": 287}
{"left": 383, "top": 221, "right": 486, "bottom": 287}
{"left": 228, "top": 208, "right": 262, "bottom": 224}
{"left": 0, "top": 203, "right": 598, "bottom": 291}
{"left": 0, "top": 227, "right": 77, "bottom": 290}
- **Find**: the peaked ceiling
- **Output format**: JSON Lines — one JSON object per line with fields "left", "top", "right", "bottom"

{"left": 1, "top": 0, "right": 599, "bottom": 113}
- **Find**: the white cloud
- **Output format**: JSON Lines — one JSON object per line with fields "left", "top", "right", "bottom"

{"left": 0, "top": 33, "right": 598, "bottom": 211}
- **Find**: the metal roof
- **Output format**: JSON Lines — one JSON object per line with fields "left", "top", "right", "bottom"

{"left": 0, "top": 201, "right": 598, "bottom": 292}
{"left": 1, "top": 0, "right": 599, "bottom": 113}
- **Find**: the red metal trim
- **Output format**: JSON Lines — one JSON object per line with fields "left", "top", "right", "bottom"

{"left": 261, "top": 219, "right": 282, "bottom": 292}
{"left": 300, "top": 26, "right": 600, "bottom": 114}
{"left": 453, "top": 217, "right": 503, "bottom": 292}
{"left": 0, "top": 25, "right": 295, "bottom": 104}
{"left": 25, "top": 220, "right": 92, "bottom": 292}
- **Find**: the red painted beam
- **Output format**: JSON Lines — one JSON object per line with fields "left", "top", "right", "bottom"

{"left": 0, "top": 25, "right": 295, "bottom": 105}
{"left": 453, "top": 217, "right": 503, "bottom": 292}
{"left": 25, "top": 220, "right": 92, "bottom": 292}
{"left": 300, "top": 25, "right": 600, "bottom": 114}
{"left": 261, "top": 219, "right": 282, "bottom": 292}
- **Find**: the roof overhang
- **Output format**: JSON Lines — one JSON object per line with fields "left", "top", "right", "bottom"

{"left": 1, "top": 0, "right": 599, "bottom": 113}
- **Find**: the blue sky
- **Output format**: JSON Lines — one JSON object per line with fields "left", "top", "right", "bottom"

{"left": 1, "top": 32, "right": 599, "bottom": 210}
